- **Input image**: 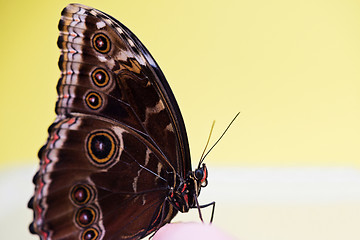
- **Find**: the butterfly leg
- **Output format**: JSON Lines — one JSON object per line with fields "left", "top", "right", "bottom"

{"left": 198, "top": 201, "right": 215, "bottom": 223}
{"left": 193, "top": 194, "right": 216, "bottom": 223}
{"left": 194, "top": 194, "right": 204, "bottom": 222}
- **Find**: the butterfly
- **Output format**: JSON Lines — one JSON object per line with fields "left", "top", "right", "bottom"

{"left": 28, "top": 3, "right": 213, "bottom": 240}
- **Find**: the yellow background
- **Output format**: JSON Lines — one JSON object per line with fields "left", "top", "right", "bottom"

{"left": 1, "top": 0, "right": 359, "bottom": 168}
{"left": 0, "top": 0, "right": 359, "bottom": 168}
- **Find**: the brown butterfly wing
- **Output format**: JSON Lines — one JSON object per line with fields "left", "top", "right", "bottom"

{"left": 29, "top": 4, "right": 190, "bottom": 240}
{"left": 56, "top": 4, "right": 190, "bottom": 173}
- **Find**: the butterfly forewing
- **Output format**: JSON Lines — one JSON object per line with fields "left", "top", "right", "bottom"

{"left": 29, "top": 3, "right": 190, "bottom": 240}
{"left": 57, "top": 4, "right": 190, "bottom": 173}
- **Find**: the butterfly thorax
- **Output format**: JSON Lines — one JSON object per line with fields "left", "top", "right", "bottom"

{"left": 168, "top": 164, "right": 208, "bottom": 213}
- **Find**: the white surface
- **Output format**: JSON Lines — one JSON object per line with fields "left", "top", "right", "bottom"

{"left": 202, "top": 166, "right": 360, "bottom": 204}
{"left": 1, "top": 165, "right": 360, "bottom": 239}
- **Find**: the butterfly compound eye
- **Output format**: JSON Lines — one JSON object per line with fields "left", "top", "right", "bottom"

{"left": 195, "top": 169, "right": 204, "bottom": 180}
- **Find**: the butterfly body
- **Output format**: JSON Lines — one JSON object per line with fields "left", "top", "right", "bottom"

{"left": 29, "top": 4, "right": 209, "bottom": 240}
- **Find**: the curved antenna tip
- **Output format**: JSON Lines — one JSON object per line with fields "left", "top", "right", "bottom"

{"left": 199, "top": 112, "right": 240, "bottom": 166}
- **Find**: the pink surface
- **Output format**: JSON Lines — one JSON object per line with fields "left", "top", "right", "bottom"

{"left": 153, "top": 222, "right": 236, "bottom": 240}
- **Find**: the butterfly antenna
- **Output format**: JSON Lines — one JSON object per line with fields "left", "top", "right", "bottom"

{"left": 199, "top": 112, "right": 240, "bottom": 166}
{"left": 198, "top": 121, "right": 216, "bottom": 169}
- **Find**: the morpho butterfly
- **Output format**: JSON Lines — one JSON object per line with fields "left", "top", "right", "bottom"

{"left": 28, "top": 3, "right": 214, "bottom": 240}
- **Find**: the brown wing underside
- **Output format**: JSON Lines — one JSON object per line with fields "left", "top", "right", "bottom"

{"left": 29, "top": 3, "right": 190, "bottom": 240}
{"left": 32, "top": 116, "right": 177, "bottom": 239}
{"left": 57, "top": 3, "right": 190, "bottom": 174}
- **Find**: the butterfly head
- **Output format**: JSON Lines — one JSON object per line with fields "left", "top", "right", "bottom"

{"left": 194, "top": 163, "right": 208, "bottom": 188}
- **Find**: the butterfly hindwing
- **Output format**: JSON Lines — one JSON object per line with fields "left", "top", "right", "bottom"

{"left": 32, "top": 116, "right": 177, "bottom": 239}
